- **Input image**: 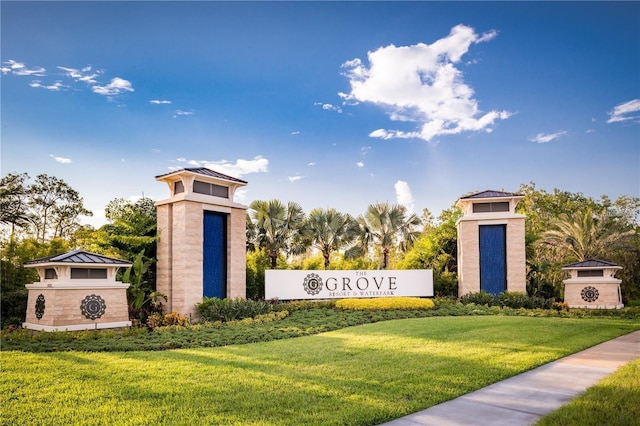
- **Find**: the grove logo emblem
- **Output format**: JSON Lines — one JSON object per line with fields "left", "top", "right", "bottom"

{"left": 581, "top": 286, "right": 599, "bottom": 302}
{"left": 302, "top": 273, "right": 323, "bottom": 295}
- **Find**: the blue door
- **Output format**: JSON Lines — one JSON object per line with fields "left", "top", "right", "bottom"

{"left": 479, "top": 225, "right": 506, "bottom": 295}
{"left": 203, "top": 211, "right": 226, "bottom": 299}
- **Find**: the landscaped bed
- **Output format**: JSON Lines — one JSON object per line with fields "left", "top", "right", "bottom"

{"left": 2, "top": 314, "right": 639, "bottom": 425}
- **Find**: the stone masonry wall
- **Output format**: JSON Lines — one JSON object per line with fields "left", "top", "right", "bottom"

{"left": 156, "top": 203, "right": 172, "bottom": 311}
{"left": 171, "top": 201, "right": 204, "bottom": 319}
{"left": 24, "top": 288, "right": 129, "bottom": 327}
{"left": 565, "top": 282, "right": 623, "bottom": 309}
{"left": 457, "top": 220, "right": 480, "bottom": 296}
{"left": 505, "top": 217, "right": 526, "bottom": 294}
{"left": 227, "top": 207, "right": 247, "bottom": 299}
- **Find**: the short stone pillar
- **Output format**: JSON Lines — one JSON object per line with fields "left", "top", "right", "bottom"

{"left": 22, "top": 250, "right": 132, "bottom": 332}
{"left": 562, "top": 259, "right": 623, "bottom": 309}
{"left": 456, "top": 190, "right": 526, "bottom": 296}
{"left": 155, "top": 167, "right": 248, "bottom": 319}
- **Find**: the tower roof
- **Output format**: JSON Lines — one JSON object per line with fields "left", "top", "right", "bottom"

{"left": 24, "top": 250, "right": 132, "bottom": 267}
{"left": 155, "top": 167, "right": 247, "bottom": 184}
{"left": 562, "top": 259, "right": 621, "bottom": 269}
{"left": 459, "top": 190, "right": 523, "bottom": 200}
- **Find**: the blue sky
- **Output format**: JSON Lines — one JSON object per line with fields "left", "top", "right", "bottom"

{"left": 2, "top": 1, "right": 639, "bottom": 228}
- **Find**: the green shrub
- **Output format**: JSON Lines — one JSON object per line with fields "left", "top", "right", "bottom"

{"left": 496, "top": 291, "right": 528, "bottom": 308}
{"left": 522, "top": 295, "right": 553, "bottom": 309}
{"left": 434, "top": 270, "right": 458, "bottom": 297}
{"left": 145, "top": 311, "right": 191, "bottom": 330}
{"left": 432, "top": 296, "right": 459, "bottom": 308}
{"left": 460, "top": 291, "right": 553, "bottom": 309}
{"left": 459, "top": 291, "right": 496, "bottom": 306}
{"left": 335, "top": 297, "right": 435, "bottom": 311}
{"left": 0, "top": 289, "right": 28, "bottom": 328}
{"left": 196, "top": 297, "right": 273, "bottom": 322}
{"left": 272, "top": 299, "right": 336, "bottom": 312}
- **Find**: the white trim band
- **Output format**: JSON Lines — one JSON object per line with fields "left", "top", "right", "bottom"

{"left": 22, "top": 321, "right": 132, "bottom": 332}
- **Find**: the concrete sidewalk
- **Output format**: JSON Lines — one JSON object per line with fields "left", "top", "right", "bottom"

{"left": 381, "top": 330, "right": 640, "bottom": 426}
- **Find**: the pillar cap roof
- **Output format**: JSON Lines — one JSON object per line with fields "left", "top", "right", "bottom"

{"left": 24, "top": 250, "right": 132, "bottom": 267}
{"left": 156, "top": 167, "right": 247, "bottom": 185}
{"left": 459, "top": 190, "right": 523, "bottom": 200}
{"left": 562, "top": 259, "right": 621, "bottom": 269}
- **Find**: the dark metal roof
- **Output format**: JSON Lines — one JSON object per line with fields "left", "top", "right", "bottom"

{"left": 155, "top": 167, "right": 247, "bottom": 184}
{"left": 24, "top": 250, "right": 132, "bottom": 266}
{"left": 460, "top": 190, "right": 523, "bottom": 199}
{"left": 562, "top": 259, "right": 621, "bottom": 269}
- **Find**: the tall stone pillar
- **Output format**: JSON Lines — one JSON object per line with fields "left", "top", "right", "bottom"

{"left": 456, "top": 190, "right": 526, "bottom": 297}
{"left": 155, "top": 168, "right": 248, "bottom": 318}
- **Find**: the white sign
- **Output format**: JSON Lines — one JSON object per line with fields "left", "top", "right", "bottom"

{"left": 265, "top": 270, "right": 433, "bottom": 300}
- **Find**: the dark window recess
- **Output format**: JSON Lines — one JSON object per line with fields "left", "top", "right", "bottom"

{"left": 174, "top": 180, "right": 185, "bottom": 194}
{"left": 45, "top": 268, "right": 58, "bottom": 279}
{"left": 473, "top": 202, "right": 510, "bottom": 213}
{"left": 193, "top": 180, "right": 229, "bottom": 198}
{"left": 577, "top": 269, "right": 604, "bottom": 278}
{"left": 71, "top": 268, "right": 108, "bottom": 279}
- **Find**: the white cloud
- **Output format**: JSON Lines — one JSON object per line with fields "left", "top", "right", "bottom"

{"left": 607, "top": 99, "right": 640, "bottom": 124}
{"left": 288, "top": 175, "right": 305, "bottom": 182}
{"left": 529, "top": 130, "right": 568, "bottom": 144}
{"left": 341, "top": 24, "right": 511, "bottom": 142}
{"left": 30, "top": 80, "right": 64, "bottom": 91}
{"left": 357, "top": 161, "right": 364, "bottom": 168}
{"left": 234, "top": 188, "right": 248, "bottom": 203}
{"left": 2, "top": 60, "right": 46, "bottom": 76}
{"left": 58, "top": 66, "right": 100, "bottom": 84}
{"left": 307, "top": 162, "right": 316, "bottom": 166}
{"left": 394, "top": 180, "right": 414, "bottom": 212}
{"left": 173, "top": 110, "right": 194, "bottom": 118}
{"left": 50, "top": 154, "right": 72, "bottom": 164}
{"left": 369, "top": 129, "right": 393, "bottom": 139}
{"left": 150, "top": 99, "right": 172, "bottom": 105}
{"left": 291, "top": 131, "right": 301, "bottom": 135}
{"left": 175, "top": 156, "right": 269, "bottom": 178}
{"left": 92, "top": 77, "right": 134, "bottom": 96}
{"left": 314, "top": 102, "right": 342, "bottom": 113}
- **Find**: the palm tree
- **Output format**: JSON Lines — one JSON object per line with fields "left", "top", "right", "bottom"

{"left": 248, "top": 199, "right": 306, "bottom": 268}
{"left": 540, "top": 207, "right": 634, "bottom": 261}
{"left": 302, "top": 208, "right": 358, "bottom": 269}
{"left": 349, "top": 202, "right": 422, "bottom": 269}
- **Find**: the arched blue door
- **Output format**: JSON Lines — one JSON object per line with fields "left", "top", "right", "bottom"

{"left": 203, "top": 211, "right": 227, "bottom": 299}
{"left": 479, "top": 225, "right": 506, "bottom": 295}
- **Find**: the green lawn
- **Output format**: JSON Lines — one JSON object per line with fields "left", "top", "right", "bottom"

{"left": 2, "top": 316, "right": 638, "bottom": 425}
{"left": 536, "top": 358, "right": 640, "bottom": 426}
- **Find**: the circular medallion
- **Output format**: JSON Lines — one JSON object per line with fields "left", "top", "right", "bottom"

{"left": 303, "top": 273, "right": 323, "bottom": 295}
{"left": 35, "top": 294, "right": 46, "bottom": 319}
{"left": 80, "top": 294, "right": 107, "bottom": 320}
{"left": 581, "top": 286, "right": 599, "bottom": 303}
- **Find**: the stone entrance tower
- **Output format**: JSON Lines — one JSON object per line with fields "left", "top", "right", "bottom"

{"left": 155, "top": 168, "right": 248, "bottom": 318}
{"left": 456, "top": 190, "right": 526, "bottom": 296}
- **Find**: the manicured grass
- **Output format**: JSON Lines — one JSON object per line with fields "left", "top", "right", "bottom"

{"left": 2, "top": 316, "right": 638, "bottom": 425}
{"left": 536, "top": 358, "right": 640, "bottom": 426}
